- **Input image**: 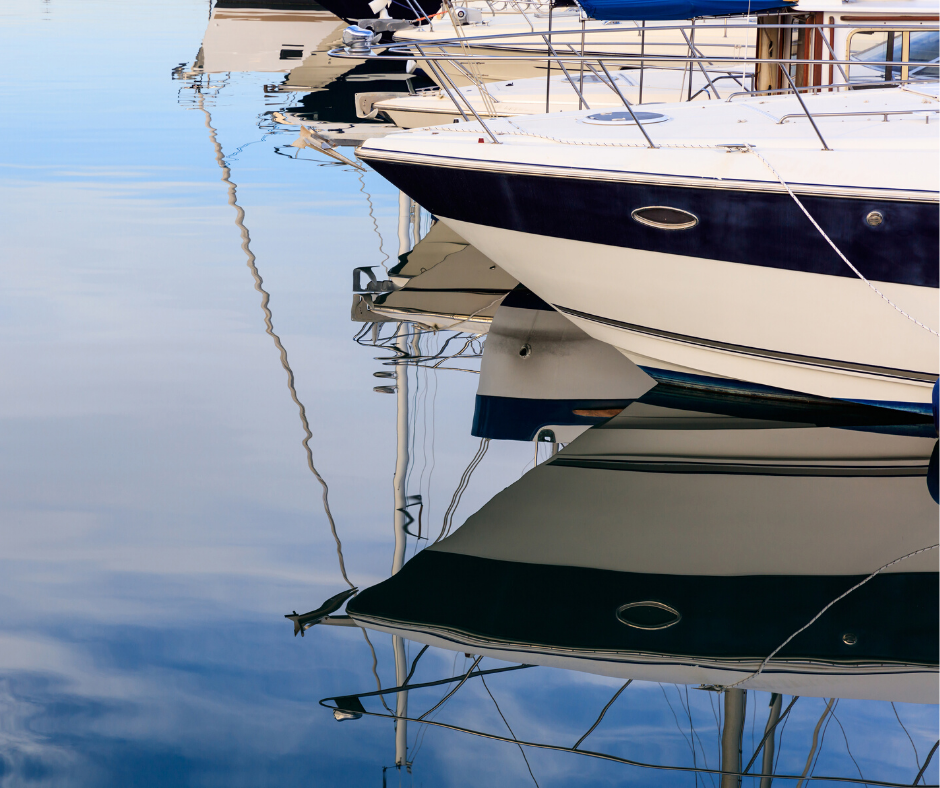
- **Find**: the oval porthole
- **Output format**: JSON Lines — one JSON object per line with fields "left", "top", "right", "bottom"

{"left": 632, "top": 206, "right": 699, "bottom": 231}
{"left": 582, "top": 111, "right": 669, "bottom": 126}
{"left": 616, "top": 601, "right": 682, "bottom": 630}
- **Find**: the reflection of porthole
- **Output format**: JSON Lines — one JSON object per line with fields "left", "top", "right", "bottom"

{"left": 632, "top": 206, "right": 699, "bottom": 230}
{"left": 616, "top": 601, "right": 682, "bottom": 630}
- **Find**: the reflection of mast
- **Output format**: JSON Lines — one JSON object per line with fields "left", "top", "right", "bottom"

{"left": 392, "top": 190, "right": 414, "bottom": 771}
{"left": 197, "top": 90, "right": 353, "bottom": 587}
{"left": 720, "top": 689, "right": 746, "bottom": 788}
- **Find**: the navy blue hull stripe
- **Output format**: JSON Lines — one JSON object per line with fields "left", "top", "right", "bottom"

{"left": 347, "top": 551, "right": 938, "bottom": 664}
{"left": 556, "top": 305, "right": 938, "bottom": 381}
{"left": 361, "top": 158, "right": 939, "bottom": 288}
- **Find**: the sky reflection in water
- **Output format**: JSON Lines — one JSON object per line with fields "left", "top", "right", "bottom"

{"left": 0, "top": 1, "right": 936, "bottom": 786}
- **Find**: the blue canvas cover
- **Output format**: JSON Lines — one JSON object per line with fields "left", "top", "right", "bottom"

{"left": 576, "top": 0, "right": 794, "bottom": 20}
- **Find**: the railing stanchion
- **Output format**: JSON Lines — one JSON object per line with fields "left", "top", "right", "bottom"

{"left": 597, "top": 60, "right": 657, "bottom": 149}
{"left": 778, "top": 62, "right": 830, "bottom": 150}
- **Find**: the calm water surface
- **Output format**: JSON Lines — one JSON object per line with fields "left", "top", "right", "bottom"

{"left": 0, "top": 1, "right": 936, "bottom": 785}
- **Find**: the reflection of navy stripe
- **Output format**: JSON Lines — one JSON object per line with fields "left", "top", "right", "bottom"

{"left": 348, "top": 551, "right": 938, "bottom": 664}
{"left": 558, "top": 305, "right": 938, "bottom": 381}
{"left": 549, "top": 457, "right": 929, "bottom": 476}
{"left": 500, "top": 286, "right": 553, "bottom": 312}
{"left": 472, "top": 394, "right": 632, "bottom": 441}
{"left": 362, "top": 158, "right": 939, "bottom": 288}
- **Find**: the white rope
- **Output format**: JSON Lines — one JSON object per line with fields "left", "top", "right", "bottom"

{"left": 718, "top": 542, "right": 939, "bottom": 691}
{"left": 746, "top": 144, "right": 939, "bottom": 337}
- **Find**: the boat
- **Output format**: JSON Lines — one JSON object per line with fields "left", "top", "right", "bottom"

{"left": 356, "top": 6, "right": 940, "bottom": 411}
{"left": 347, "top": 398, "right": 939, "bottom": 702}
{"left": 390, "top": 11, "right": 766, "bottom": 88}
{"left": 472, "top": 286, "right": 654, "bottom": 442}
{"left": 361, "top": 66, "right": 744, "bottom": 126}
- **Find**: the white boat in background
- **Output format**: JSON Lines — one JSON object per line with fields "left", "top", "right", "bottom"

{"left": 391, "top": 12, "right": 759, "bottom": 87}
{"left": 362, "top": 66, "right": 743, "bottom": 126}
{"left": 472, "top": 286, "right": 654, "bottom": 441}
{"left": 348, "top": 400, "right": 939, "bottom": 702}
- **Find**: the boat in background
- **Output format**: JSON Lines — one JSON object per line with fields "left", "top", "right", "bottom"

{"left": 362, "top": 66, "right": 745, "bottom": 126}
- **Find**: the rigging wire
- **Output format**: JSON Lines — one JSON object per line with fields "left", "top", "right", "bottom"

{"left": 829, "top": 706, "right": 868, "bottom": 786}
{"left": 660, "top": 683, "right": 696, "bottom": 761}
{"left": 743, "top": 696, "right": 800, "bottom": 774}
{"left": 573, "top": 680, "right": 632, "bottom": 750}
{"left": 318, "top": 698, "right": 932, "bottom": 787}
{"left": 480, "top": 673, "right": 541, "bottom": 788}
{"left": 808, "top": 698, "right": 838, "bottom": 780}
{"left": 891, "top": 701, "right": 922, "bottom": 774}
{"left": 914, "top": 742, "right": 940, "bottom": 786}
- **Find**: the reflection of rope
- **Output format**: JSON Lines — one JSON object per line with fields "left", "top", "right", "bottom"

{"left": 434, "top": 437, "right": 490, "bottom": 543}
{"left": 718, "top": 543, "right": 939, "bottom": 691}
{"left": 891, "top": 701, "right": 921, "bottom": 775}
{"left": 747, "top": 144, "right": 939, "bottom": 337}
{"left": 198, "top": 92, "right": 355, "bottom": 590}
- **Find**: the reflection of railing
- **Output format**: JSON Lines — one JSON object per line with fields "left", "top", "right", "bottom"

{"left": 319, "top": 665, "right": 932, "bottom": 787}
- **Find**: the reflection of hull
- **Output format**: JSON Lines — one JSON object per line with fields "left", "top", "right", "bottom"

{"left": 473, "top": 287, "right": 653, "bottom": 441}
{"left": 349, "top": 406, "right": 939, "bottom": 702}
{"left": 197, "top": 6, "right": 346, "bottom": 73}
{"left": 281, "top": 46, "right": 370, "bottom": 90}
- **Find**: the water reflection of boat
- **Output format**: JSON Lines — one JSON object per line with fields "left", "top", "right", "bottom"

{"left": 348, "top": 402, "right": 938, "bottom": 703}
{"left": 353, "top": 220, "right": 517, "bottom": 332}
{"left": 189, "top": 3, "right": 348, "bottom": 75}
{"left": 472, "top": 287, "right": 654, "bottom": 442}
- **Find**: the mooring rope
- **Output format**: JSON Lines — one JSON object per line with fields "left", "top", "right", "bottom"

{"left": 745, "top": 144, "right": 939, "bottom": 338}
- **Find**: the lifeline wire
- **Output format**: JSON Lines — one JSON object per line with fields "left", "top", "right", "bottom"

{"left": 746, "top": 145, "right": 939, "bottom": 337}
{"left": 719, "top": 543, "right": 939, "bottom": 690}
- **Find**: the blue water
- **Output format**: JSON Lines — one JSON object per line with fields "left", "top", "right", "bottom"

{"left": 0, "top": 1, "right": 935, "bottom": 785}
